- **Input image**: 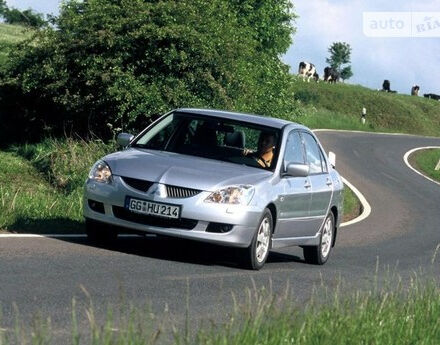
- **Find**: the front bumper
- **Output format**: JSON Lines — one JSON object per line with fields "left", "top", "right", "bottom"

{"left": 83, "top": 176, "right": 263, "bottom": 248}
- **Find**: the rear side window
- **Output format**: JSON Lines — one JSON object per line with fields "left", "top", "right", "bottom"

{"left": 302, "top": 132, "right": 326, "bottom": 174}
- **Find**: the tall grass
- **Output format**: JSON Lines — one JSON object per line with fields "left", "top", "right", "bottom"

{"left": 1, "top": 277, "right": 439, "bottom": 344}
{"left": 11, "top": 137, "right": 115, "bottom": 193}
{"left": 0, "top": 138, "right": 114, "bottom": 233}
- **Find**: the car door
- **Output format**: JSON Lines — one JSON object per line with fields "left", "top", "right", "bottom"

{"left": 301, "top": 131, "right": 333, "bottom": 235}
{"left": 275, "top": 130, "right": 315, "bottom": 239}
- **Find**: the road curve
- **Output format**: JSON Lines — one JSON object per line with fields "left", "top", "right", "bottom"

{"left": 1, "top": 131, "right": 440, "bottom": 340}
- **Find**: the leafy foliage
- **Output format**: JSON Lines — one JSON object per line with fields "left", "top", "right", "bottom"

{"left": 0, "top": 0, "right": 46, "bottom": 28}
{"left": 1, "top": 0, "right": 298, "bottom": 144}
{"left": 340, "top": 65, "right": 353, "bottom": 81}
{"left": 326, "top": 41, "right": 353, "bottom": 80}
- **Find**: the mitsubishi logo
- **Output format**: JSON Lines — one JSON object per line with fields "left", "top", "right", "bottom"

{"left": 147, "top": 183, "right": 167, "bottom": 198}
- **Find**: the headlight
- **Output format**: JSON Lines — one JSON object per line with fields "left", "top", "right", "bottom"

{"left": 205, "top": 185, "right": 255, "bottom": 205}
{"left": 88, "top": 160, "right": 112, "bottom": 183}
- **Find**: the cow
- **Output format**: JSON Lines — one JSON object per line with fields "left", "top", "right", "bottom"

{"left": 411, "top": 85, "right": 420, "bottom": 96}
{"left": 298, "top": 62, "right": 318, "bottom": 82}
{"left": 324, "top": 67, "right": 339, "bottom": 83}
{"left": 381, "top": 80, "right": 397, "bottom": 93}
{"left": 424, "top": 93, "right": 440, "bottom": 101}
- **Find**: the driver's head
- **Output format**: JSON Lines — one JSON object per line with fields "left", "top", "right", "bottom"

{"left": 257, "top": 132, "right": 275, "bottom": 155}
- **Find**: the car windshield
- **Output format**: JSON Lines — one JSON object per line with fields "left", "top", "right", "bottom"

{"left": 132, "top": 112, "right": 281, "bottom": 171}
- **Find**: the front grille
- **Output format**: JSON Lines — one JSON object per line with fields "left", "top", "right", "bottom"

{"left": 121, "top": 177, "right": 201, "bottom": 199}
{"left": 121, "top": 177, "right": 154, "bottom": 192}
{"left": 112, "top": 206, "right": 198, "bottom": 230}
{"left": 166, "top": 185, "right": 202, "bottom": 198}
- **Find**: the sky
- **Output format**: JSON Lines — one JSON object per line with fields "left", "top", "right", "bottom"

{"left": 6, "top": 0, "right": 440, "bottom": 95}
{"left": 284, "top": 0, "right": 440, "bottom": 94}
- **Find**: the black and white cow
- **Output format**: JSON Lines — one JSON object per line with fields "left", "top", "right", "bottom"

{"left": 324, "top": 67, "right": 339, "bottom": 83}
{"left": 424, "top": 93, "right": 440, "bottom": 101}
{"left": 411, "top": 85, "right": 420, "bottom": 96}
{"left": 298, "top": 62, "right": 319, "bottom": 82}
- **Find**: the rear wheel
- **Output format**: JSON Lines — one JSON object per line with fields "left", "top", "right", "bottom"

{"left": 85, "top": 219, "right": 118, "bottom": 243}
{"left": 303, "top": 212, "right": 335, "bottom": 265}
{"left": 242, "top": 209, "right": 273, "bottom": 270}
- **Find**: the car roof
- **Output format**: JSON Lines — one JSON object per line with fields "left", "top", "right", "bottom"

{"left": 175, "top": 108, "right": 307, "bottom": 130}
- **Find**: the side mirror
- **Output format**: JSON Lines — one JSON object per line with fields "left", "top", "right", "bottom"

{"left": 117, "top": 133, "right": 134, "bottom": 147}
{"left": 285, "top": 163, "right": 310, "bottom": 177}
{"left": 328, "top": 151, "right": 336, "bottom": 168}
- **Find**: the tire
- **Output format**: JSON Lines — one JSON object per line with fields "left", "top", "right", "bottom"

{"left": 242, "top": 209, "right": 273, "bottom": 270}
{"left": 85, "top": 219, "right": 118, "bottom": 244}
{"left": 303, "top": 212, "right": 335, "bottom": 265}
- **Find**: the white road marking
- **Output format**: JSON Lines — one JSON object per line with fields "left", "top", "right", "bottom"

{"left": 403, "top": 146, "right": 440, "bottom": 187}
{"left": 0, "top": 234, "right": 151, "bottom": 238}
{"left": 314, "top": 128, "right": 440, "bottom": 139}
{"left": 340, "top": 176, "right": 372, "bottom": 228}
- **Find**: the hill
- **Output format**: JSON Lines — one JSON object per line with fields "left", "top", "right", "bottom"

{"left": 0, "top": 23, "right": 32, "bottom": 69}
{"left": 292, "top": 79, "right": 440, "bottom": 136}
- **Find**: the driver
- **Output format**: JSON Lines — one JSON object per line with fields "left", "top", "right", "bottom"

{"left": 245, "top": 132, "right": 276, "bottom": 168}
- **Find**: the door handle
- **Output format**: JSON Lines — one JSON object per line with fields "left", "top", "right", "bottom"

{"left": 326, "top": 178, "right": 333, "bottom": 186}
{"left": 304, "top": 180, "right": 311, "bottom": 189}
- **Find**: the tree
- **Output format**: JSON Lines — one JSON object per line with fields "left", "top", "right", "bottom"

{"left": 0, "top": 1, "right": 46, "bottom": 28}
{"left": 326, "top": 41, "right": 353, "bottom": 81}
{"left": 2, "top": 0, "right": 298, "bottom": 142}
{"left": 340, "top": 66, "right": 353, "bottom": 81}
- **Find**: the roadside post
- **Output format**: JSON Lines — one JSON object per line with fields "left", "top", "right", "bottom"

{"left": 435, "top": 157, "right": 440, "bottom": 171}
{"left": 361, "top": 107, "right": 366, "bottom": 125}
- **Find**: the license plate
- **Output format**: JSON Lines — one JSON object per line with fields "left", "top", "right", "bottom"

{"left": 125, "top": 197, "right": 181, "bottom": 219}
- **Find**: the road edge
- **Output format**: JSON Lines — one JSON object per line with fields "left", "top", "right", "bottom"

{"left": 403, "top": 146, "right": 440, "bottom": 187}
{"left": 340, "top": 176, "right": 371, "bottom": 228}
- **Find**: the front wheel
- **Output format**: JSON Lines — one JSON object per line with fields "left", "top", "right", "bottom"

{"left": 242, "top": 209, "right": 273, "bottom": 270}
{"left": 303, "top": 212, "right": 335, "bottom": 265}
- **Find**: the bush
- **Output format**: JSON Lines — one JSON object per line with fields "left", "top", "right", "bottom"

{"left": 11, "top": 137, "right": 115, "bottom": 193}
{"left": 1, "top": 0, "right": 299, "bottom": 144}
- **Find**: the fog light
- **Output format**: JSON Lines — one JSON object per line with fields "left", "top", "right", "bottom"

{"left": 206, "top": 222, "right": 233, "bottom": 233}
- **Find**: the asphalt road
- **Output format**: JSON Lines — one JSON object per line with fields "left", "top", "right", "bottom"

{"left": 1, "top": 131, "right": 440, "bottom": 341}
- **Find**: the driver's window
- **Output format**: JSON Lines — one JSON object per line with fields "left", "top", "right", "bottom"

{"left": 284, "top": 131, "right": 305, "bottom": 169}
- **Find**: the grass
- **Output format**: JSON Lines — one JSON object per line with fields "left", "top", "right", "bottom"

{"left": 342, "top": 183, "right": 362, "bottom": 222}
{"left": 409, "top": 149, "right": 440, "bottom": 182}
{"left": 292, "top": 79, "right": 440, "bottom": 136}
{"left": 0, "top": 138, "right": 115, "bottom": 234}
{"left": 1, "top": 278, "right": 440, "bottom": 344}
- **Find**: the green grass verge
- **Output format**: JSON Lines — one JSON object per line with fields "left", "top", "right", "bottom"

{"left": 342, "top": 183, "right": 362, "bottom": 222}
{"left": 292, "top": 79, "right": 440, "bottom": 136}
{"left": 1, "top": 280, "right": 440, "bottom": 344}
{"left": 0, "top": 138, "right": 114, "bottom": 233}
{"left": 410, "top": 149, "right": 440, "bottom": 182}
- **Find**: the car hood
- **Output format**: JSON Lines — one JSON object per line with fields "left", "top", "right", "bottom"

{"left": 103, "top": 148, "right": 272, "bottom": 192}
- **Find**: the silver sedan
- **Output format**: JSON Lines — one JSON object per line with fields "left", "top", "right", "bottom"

{"left": 84, "top": 108, "right": 344, "bottom": 269}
